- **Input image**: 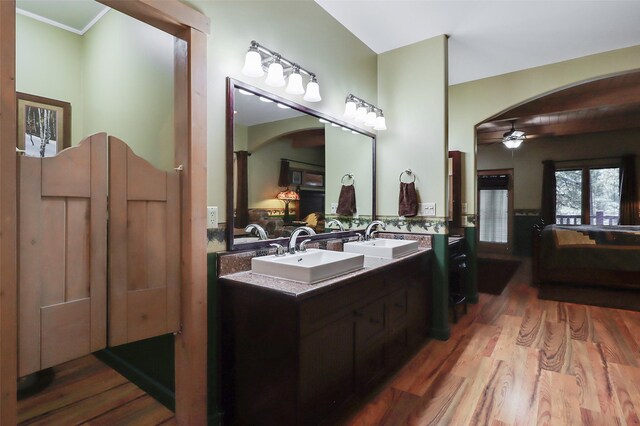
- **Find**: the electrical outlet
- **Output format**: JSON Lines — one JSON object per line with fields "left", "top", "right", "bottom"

{"left": 207, "top": 206, "right": 218, "bottom": 229}
{"left": 330, "top": 203, "right": 338, "bottom": 214}
{"left": 422, "top": 202, "right": 436, "bottom": 216}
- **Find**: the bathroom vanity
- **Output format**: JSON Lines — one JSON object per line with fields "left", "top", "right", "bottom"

{"left": 219, "top": 248, "right": 432, "bottom": 425}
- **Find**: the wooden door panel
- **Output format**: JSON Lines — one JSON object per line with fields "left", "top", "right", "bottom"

{"left": 41, "top": 298, "right": 91, "bottom": 369}
{"left": 41, "top": 143, "right": 91, "bottom": 198}
{"left": 127, "top": 288, "right": 168, "bottom": 342}
{"left": 19, "top": 134, "right": 107, "bottom": 377}
{"left": 109, "top": 136, "right": 181, "bottom": 346}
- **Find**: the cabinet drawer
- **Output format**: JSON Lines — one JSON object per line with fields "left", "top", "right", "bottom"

{"left": 300, "top": 273, "right": 386, "bottom": 336}
{"left": 387, "top": 326, "right": 410, "bottom": 365}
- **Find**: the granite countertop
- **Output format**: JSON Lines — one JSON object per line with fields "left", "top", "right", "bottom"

{"left": 219, "top": 247, "right": 432, "bottom": 299}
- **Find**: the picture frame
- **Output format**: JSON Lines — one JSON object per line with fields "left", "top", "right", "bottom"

{"left": 17, "top": 92, "right": 71, "bottom": 158}
{"left": 291, "top": 170, "right": 302, "bottom": 185}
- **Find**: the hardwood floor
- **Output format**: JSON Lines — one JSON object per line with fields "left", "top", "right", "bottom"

{"left": 345, "top": 259, "right": 640, "bottom": 425}
{"left": 17, "top": 355, "right": 175, "bottom": 425}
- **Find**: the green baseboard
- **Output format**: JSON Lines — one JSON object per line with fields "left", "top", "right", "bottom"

{"left": 96, "top": 348, "right": 175, "bottom": 411}
{"left": 428, "top": 326, "right": 451, "bottom": 341}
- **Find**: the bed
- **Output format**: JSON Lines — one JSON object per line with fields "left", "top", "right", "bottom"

{"left": 533, "top": 223, "right": 640, "bottom": 290}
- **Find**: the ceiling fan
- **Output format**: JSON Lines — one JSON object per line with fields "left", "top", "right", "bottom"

{"left": 502, "top": 122, "right": 526, "bottom": 149}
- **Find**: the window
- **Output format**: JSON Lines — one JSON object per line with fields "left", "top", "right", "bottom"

{"left": 555, "top": 166, "right": 620, "bottom": 225}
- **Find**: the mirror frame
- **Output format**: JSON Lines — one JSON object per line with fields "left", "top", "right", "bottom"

{"left": 226, "top": 77, "right": 377, "bottom": 251}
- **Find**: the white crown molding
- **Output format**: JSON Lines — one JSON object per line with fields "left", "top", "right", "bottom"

{"left": 16, "top": 6, "right": 109, "bottom": 36}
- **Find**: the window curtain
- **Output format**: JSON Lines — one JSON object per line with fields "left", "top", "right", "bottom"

{"left": 540, "top": 160, "right": 556, "bottom": 225}
{"left": 278, "top": 159, "right": 290, "bottom": 187}
{"left": 619, "top": 154, "right": 639, "bottom": 225}
{"left": 235, "top": 151, "right": 249, "bottom": 228}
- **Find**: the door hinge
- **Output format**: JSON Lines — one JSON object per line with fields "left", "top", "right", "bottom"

{"left": 173, "top": 324, "right": 183, "bottom": 336}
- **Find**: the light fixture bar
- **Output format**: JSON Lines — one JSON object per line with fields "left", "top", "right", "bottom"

{"left": 249, "top": 40, "right": 317, "bottom": 80}
{"left": 345, "top": 93, "right": 386, "bottom": 131}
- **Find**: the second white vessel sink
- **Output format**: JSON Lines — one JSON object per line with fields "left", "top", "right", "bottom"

{"left": 343, "top": 239, "right": 419, "bottom": 259}
{"left": 251, "top": 249, "right": 364, "bottom": 284}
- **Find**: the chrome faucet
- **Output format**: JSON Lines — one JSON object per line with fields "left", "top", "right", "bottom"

{"left": 245, "top": 223, "right": 268, "bottom": 240}
{"left": 325, "top": 219, "right": 345, "bottom": 231}
{"left": 364, "top": 220, "right": 386, "bottom": 241}
{"left": 288, "top": 226, "right": 316, "bottom": 254}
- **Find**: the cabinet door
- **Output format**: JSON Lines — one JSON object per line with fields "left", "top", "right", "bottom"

{"left": 407, "top": 273, "right": 429, "bottom": 347}
{"left": 355, "top": 297, "right": 387, "bottom": 392}
{"left": 299, "top": 316, "right": 355, "bottom": 424}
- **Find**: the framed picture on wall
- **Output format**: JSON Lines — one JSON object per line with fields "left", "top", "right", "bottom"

{"left": 291, "top": 170, "right": 302, "bottom": 185}
{"left": 17, "top": 92, "right": 71, "bottom": 158}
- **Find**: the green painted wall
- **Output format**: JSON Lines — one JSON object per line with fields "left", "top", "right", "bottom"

{"left": 82, "top": 10, "right": 175, "bottom": 171}
{"left": 377, "top": 36, "right": 449, "bottom": 226}
{"left": 17, "top": 10, "right": 175, "bottom": 171}
{"left": 449, "top": 44, "right": 640, "bottom": 220}
{"left": 325, "top": 125, "right": 374, "bottom": 217}
{"left": 183, "top": 0, "right": 378, "bottom": 224}
{"left": 16, "top": 14, "right": 84, "bottom": 146}
{"left": 248, "top": 137, "right": 324, "bottom": 210}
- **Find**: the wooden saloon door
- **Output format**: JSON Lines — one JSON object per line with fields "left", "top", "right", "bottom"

{"left": 19, "top": 134, "right": 180, "bottom": 375}
{"left": 108, "top": 136, "right": 181, "bottom": 346}
{"left": 19, "top": 134, "right": 108, "bottom": 377}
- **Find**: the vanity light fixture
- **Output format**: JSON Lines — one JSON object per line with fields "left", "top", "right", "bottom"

{"left": 318, "top": 118, "right": 330, "bottom": 123}
{"left": 242, "top": 40, "right": 322, "bottom": 102}
{"left": 259, "top": 96, "right": 273, "bottom": 103}
{"left": 277, "top": 103, "right": 291, "bottom": 109}
{"left": 345, "top": 94, "right": 386, "bottom": 131}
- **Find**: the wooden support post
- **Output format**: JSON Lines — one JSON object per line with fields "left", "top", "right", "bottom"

{"left": 0, "top": 0, "right": 17, "bottom": 423}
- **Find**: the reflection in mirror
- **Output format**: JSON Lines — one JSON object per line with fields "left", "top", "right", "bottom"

{"left": 227, "top": 79, "right": 376, "bottom": 250}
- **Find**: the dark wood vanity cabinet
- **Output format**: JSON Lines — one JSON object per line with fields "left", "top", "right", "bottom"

{"left": 219, "top": 251, "right": 431, "bottom": 425}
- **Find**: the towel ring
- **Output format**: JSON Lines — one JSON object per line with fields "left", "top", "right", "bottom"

{"left": 399, "top": 169, "right": 416, "bottom": 183}
{"left": 341, "top": 173, "right": 355, "bottom": 186}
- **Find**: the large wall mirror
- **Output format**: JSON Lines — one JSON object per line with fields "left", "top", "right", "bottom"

{"left": 226, "top": 78, "right": 376, "bottom": 250}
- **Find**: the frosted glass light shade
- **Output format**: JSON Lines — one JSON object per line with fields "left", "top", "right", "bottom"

{"left": 503, "top": 138, "right": 523, "bottom": 149}
{"left": 265, "top": 62, "right": 286, "bottom": 87}
{"left": 285, "top": 71, "right": 305, "bottom": 95}
{"left": 304, "top": 80, "right": 322, "bottom": 102}
{"left": 344, "top": 100, "right": 357, "bottom": 118}
{"left": 242, "top": 50, "right": 264, "bottom": 77}
{"left": 365, "top": 110, "right": 377, "bottom": 127}
{"left": 355, "top": 105, "right": 367, "bottom": 122}
{"left": 374, "top": 115, "right": 387, "bottom": 131}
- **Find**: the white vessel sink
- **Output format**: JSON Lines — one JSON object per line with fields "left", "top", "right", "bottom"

{"left": 251, "top": 249, "right": 364, "bottom": 284}
{"left": 343, "top": 239, "right": 419, "bottom": 259}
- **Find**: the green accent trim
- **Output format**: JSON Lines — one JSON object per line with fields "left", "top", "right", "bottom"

{"left": 430, "top": 234, "right": 450, "bottom": 340}
{"left": 96, "top": 345, "right": 175, "bottom": 411}
{"left": 207, "top": 252, "right": 223, "bottom": 423}
{"left": 464, "top": 227, "right": 479, "bottom": 304}
{"left": 377, "top": 215, "right": 447, "bottom": 234}
{"left": 428, "top": 326, "right": 451, "bottom": 341}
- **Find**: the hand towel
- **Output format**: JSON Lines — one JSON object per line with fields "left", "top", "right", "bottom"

{"left": 337, "top": 185, "right": 356, "bottom": 216}
{"left": 398, "top": 182, "right": 418, "bottom": 217}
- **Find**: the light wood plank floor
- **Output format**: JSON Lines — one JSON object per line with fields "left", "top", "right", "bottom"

{"left": 345, "top": 259, "right": 640, "bottom": 425}
{"left": 17, "top": 355, "right": 175, "bottom": 425}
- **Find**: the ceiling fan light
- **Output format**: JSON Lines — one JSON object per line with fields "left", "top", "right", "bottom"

{"left": 503, "top": 138, "right": 524, "bottom": 149}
